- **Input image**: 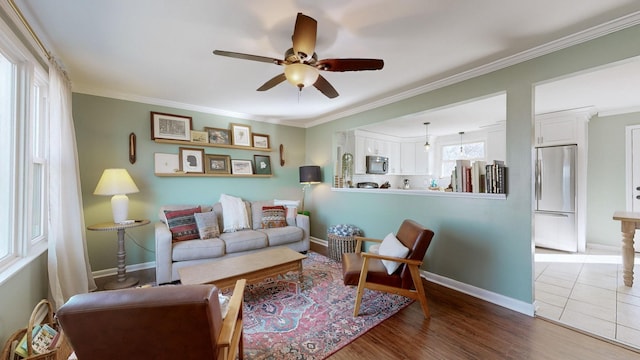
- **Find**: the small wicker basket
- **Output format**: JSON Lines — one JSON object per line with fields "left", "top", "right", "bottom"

{"left": 328, "top": 234, "right": 358, "bottom": 261}
{"left": 1, "top": 300, "right": 73, "bottom": 360}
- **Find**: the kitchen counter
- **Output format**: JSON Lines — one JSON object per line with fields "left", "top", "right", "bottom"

{"left": 331, "top": 187, "right": 506, "bottom": 199}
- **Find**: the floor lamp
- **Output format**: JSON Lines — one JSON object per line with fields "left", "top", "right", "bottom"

{"left": 299, "top": 165, "right": 321, "bottom": 214}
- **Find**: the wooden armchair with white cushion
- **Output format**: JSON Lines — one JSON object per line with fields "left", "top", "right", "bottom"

{"left": 341, "top": 220, "right": 435, "bottom": 318}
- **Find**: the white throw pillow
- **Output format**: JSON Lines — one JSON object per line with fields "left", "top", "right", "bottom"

{"left": 378, "top": 232, "right": 410, "bottom": 275}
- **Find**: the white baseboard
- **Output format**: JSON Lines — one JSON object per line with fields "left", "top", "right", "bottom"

{"left": 310, "top": 236, "right": 327, "bottom": 247}
{"left": 421, "top": 270, "right": 535, "bottom": 317}
{"left": 311, "top": 238, "right": 534, "bottom": 316}
{"left": 92, "top": 261, "right": 155, "bottom": 279}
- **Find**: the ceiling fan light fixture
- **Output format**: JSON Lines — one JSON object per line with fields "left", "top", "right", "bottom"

{"left": 284, "top": 63, "right": 319, "bottom": 89}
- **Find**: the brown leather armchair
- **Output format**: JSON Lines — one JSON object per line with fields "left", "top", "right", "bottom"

{"left": 56, "top": 279, "right": 245, "bottom": 360}
{"left": 342, "top": 220, "right": 434, "bottom": 318}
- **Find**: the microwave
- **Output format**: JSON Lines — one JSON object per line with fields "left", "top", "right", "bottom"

{"left": 366, "top": 156, "right": 388, "bottom": 174}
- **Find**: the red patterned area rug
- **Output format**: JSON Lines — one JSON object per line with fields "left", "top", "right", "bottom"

{"left": 235, "top": 251, "right": 412, "bottom": 359}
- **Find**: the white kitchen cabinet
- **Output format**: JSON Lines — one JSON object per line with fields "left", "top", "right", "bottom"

{"left": 388, "top": 141, "right": 400, "bottom": 174}
{"left": 352, "top": 130, "right": 397, "bottom": 174}
{"left": 399, "top": 141, "right": 428, "bottom": 175}
{"left": 414, "top": 142, "right": 428, "bottom": 174}
{"left": 535, "top": 116, "right": 577, "bottom": 146}
{"left": 400, "top": 142, "right": 415, "bottom": 174}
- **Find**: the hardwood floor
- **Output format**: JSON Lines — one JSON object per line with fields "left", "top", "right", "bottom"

{"left": 310, "top": 243, "right": 640, "bottom": 359}
{"left": 100, "top": 243, "right": 640, "bottom": 359}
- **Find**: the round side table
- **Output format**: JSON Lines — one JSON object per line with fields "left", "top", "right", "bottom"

{"left": 87, "top": 220, "right": 150, "bottom": 289}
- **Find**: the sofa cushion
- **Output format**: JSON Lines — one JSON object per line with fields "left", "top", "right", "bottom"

{"left": 194, "top": 211, "right": 220, "bottom": 239}
{"left": 171, "top": 238, "right": 225, "bottom": 262}
{"left": 164, "top": 207, "right": 202, "bottom": 242}
{"left": 259, "top": 226, "right": 303, "bottom": 247}
{"left": 261, "top": 205, "right": 287, "bottom": 229}
{"left": 219, "top": 230, "right": 267, "bottom": 254}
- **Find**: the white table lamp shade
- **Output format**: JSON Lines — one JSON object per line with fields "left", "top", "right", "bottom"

{"left": 94, "top": 169, "right": 139, "bottom": 223}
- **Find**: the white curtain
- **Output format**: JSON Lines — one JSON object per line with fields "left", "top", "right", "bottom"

{"left": 47, "top": 60, "right": 97, "bottom": 310}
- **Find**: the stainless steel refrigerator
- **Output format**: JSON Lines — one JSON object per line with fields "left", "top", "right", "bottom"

{"left": 534, "top": 145, "right": 577, "bottom": 252}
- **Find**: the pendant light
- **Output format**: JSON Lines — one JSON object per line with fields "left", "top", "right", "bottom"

{"left": 423, "top": 122, "right": 431, "bottom": 151}
{"left": 458, "top": 131, "right": 465, "bottom": 157}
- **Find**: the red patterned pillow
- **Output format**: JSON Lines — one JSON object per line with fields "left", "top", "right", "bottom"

{"left": 164, "top": 207, "right": 202, "bottom": 242}
{"left": 261, "top": 205, "right": 287, "bottom": 229}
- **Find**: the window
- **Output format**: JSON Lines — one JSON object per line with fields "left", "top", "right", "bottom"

{"left": 0, "top": 17, "right": 49, "bottom": 279}
{"left": 441, "top": 141, "right": 485, "bottom": 178}
{"left": 0, "top": 51, "right": 13, "bottom": 262}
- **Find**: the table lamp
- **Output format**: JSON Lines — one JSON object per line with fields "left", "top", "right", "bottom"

{"left": 94, "top": 168, "right": 139, "bottom": 224}
{"left": 299, "top": 165, "right": 321, "bottom": 213}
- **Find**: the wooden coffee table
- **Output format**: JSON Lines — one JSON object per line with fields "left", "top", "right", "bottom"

{"left": 178, "top": 247, "right": 307, "bottom": 290}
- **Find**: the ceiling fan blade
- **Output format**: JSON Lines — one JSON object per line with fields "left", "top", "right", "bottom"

{"left": 316, "top": 58, "right": 384, "bottom": 72}
{"left": 292, "top": 13, "right": 317, "bottom": 61}
{"left": 313, "top": 74, "right": 339, "bottom": 98}
{"left": 213, "top": 50, "right": 283, "bottom": 65}
{"left": 257, "top": 73, "right": 287, "bottom": 91}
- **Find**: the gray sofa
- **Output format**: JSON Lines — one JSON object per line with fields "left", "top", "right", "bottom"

{"left": 155, "top": 199, "right": 310, "bottom": 284}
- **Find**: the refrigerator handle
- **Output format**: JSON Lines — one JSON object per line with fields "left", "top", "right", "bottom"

{"left": 535, "top": 159, "right": 542, "bottom": 200}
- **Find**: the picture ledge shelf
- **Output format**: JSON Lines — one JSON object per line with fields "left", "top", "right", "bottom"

{"left": 155, "top": 173, "right": 272, "bottom": 178}
{"left": 154, "top": 138, "right": 271, "bottom": 152}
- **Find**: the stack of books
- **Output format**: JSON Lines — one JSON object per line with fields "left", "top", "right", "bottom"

{"left": 450, "top": 160, "right": 506, "bottom": 194}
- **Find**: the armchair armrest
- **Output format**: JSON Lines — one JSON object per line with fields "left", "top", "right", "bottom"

{"left": 218, "top": 279, "right": 246, "bottom": 360}
{"left": 354, "top": 236, "right": 382, "bottom": 254}
{"left": 361, "top": 251, "right": 423, "bottom": 266}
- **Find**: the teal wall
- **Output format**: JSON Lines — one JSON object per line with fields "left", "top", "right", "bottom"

{"left": 303, "top": 25, "right": 640, "bottom": 303}
{"left": 587, "top": 112, "right": 640, "bottom": 247}
{"left": 72, "top": 94, "right": 307, "bottom": 271}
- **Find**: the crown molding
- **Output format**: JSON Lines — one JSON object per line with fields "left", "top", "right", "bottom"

{"left": 73, "top": 85, "right": 302, "bottom": 126}
{"left": 598, "top": 105, "right": 640, "bottom": 117}
{"left": 305, "top": 11, "right": 640, "bottom": 128}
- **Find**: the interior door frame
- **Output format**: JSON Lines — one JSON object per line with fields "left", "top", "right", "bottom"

{"left": 625, "top": 124, "right": 640, "bottom": 211}
{"left": 625, "top": 124, "right": 640, "bottom": 252}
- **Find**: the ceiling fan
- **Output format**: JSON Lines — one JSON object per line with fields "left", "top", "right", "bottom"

{"left": 213, "top": 12, "right": 384, "bottom": 99}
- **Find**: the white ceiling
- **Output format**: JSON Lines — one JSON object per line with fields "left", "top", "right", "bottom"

{"left": 15, "top": 0, "right": 640, "bottom": 133}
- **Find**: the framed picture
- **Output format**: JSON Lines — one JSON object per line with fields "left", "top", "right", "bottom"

{"left": 230, "top": 123, "right": 252, "bottom": 147}
{"left": 231, "top": 159, "right": 253, "bottom": 175}
{"left": 205, "top": 154, "right": 231, "bottom": 174}
{"left": 154, "top": 153, "right": 180, "bottom": 174}
{"left": 204, "top": 127, "right": 231, "bottom": 145}
{"left": 253, "top": 155, "right": 272, "bottom": 175}
{"left": 252, "top": 133, "right": 270, "bottom": 149}
{"left": 150, "top": 112, "right": 192, "bottom": 141}
{"left": 179, "top": 147, "right": 205, "bottom": 173}
{"left": 190, "top": 130, "right": 208, "bottom": 143}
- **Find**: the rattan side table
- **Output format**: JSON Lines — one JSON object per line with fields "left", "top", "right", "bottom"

{"left": 87, "top": 220, "right": 150, "bottom": 289}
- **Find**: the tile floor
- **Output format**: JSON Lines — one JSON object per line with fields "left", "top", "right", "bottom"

{"left": 535, "top": 246, "right": 640, "bottom": 349}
